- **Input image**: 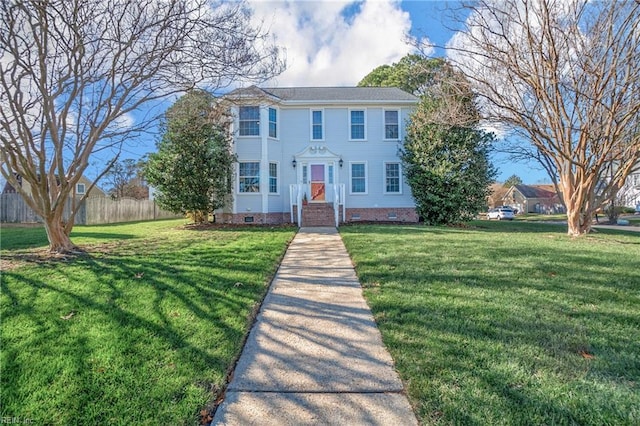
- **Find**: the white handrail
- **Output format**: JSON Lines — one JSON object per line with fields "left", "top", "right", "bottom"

{"left": 341, "top": 184, "right": 345, "bottom": 224}
{"left": 289, "top": 184, "right": 304, "bottom": 226}
{"left": 289, "top": 185, "right": 295, "bottom": 223}
{"left": 330, "top": 183, "right": 346, "bottom": 227}
{"left": 334, "top": 184, "right": 339, "bottom": 227}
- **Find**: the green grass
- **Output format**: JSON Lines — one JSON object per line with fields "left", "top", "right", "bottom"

{"left": 626, "top": 217, "right": 640, "bottom": 226}
{"left": 341, "top": 221, "right": 640, "bottom": 425}
{"left": 514, "top": 213, "right": 567, "bottom": 221}
{"left": 1, "top": 220, "right": 296, "bottom": 424}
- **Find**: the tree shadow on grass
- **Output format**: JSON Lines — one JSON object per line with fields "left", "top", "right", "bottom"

{"left": 0, "top": 229, "right": 291, "bottom": 424}
{"left": 343, "top": 226, "right": 640, "bottom": 424}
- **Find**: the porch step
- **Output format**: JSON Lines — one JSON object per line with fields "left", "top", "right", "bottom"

{"left": 301, "top": 203, "right": 335, "bottom": 227}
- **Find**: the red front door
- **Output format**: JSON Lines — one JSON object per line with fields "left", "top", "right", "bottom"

{"left": 310, "top": 164, "right": 325, "bottom": 201}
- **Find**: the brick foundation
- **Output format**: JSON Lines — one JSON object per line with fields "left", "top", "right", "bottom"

{"left": 218, "top": 212, "right": 293, "bottom": 225}
{"left": 344, "top": 207, "right": 418, "bottom": 223}
{"left": 220, "top": 207, "right": 418, "bottom": 225}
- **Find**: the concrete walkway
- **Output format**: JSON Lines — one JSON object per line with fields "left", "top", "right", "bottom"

{"left": 212, "top": 227, "right": 417, "bottom": 425}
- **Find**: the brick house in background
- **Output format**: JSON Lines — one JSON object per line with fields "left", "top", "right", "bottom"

{"left": 220, "top": 86, "right": 420, "bottom": 226}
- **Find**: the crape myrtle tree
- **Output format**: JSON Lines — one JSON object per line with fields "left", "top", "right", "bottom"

{"left": 144, "top": 90, "right": 234, "bottom": 223}
{"left": 0, "top": 0, "right": 283, "bottom": 252}
{"left": 448, "top": 0, "right": 640, "bottom": 235}
{"left": 400, "top": 59, "right": 496, "bottom": 225}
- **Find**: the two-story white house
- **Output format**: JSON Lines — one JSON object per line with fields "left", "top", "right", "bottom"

{"left": 220, "top": 86, "right": 419, "bottom": 226}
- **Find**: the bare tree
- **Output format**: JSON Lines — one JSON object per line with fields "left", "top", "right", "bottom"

{"left": 447, "top": 0, "right": 640, "bottom": 235}
{"left": 0, "top": 0, "right": 283, "bottom": 252}
{"left": 105, "top": 158, "right": 148, "bottom": 200}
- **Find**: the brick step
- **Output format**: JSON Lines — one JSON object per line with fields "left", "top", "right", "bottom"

{"left": 301, "top": 203, "right": 335, "bottom": 227}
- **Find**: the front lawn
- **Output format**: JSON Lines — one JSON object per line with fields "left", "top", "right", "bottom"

{"left": 1, "top": 220, "right": 296, "bottom": 424}
{"left": 341, "top": 221, "right": 639, "bottom": 425}
{"left": 514, "top": 213, "right": 567, "bottom": 221}
{"left": 626, "top": 217, "right": 640, "bottom": 226}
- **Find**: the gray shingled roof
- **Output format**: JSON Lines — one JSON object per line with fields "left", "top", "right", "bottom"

{"left": 227, "top": 86, "right": 418, "bottom": 103}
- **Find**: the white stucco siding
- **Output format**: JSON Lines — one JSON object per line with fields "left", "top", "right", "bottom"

{"left": 235, "top": 194, "right": 262, "bottom": 213}
{"left": 235, "top": 139, "right": 261, "bottom": 158}
{"left": 278, "top": 108, "right": 308, "bottom": 141}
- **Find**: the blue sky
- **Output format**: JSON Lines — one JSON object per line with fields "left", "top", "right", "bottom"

{"left": 109, "top": 0, "right": 550, "bottom": 185}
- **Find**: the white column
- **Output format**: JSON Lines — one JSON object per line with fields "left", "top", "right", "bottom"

{"left": 260, "top": 106, "right": 269, "bottom": 216}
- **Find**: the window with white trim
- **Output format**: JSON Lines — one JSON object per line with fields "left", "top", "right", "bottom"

{"left": 384, "top": 110, "right": 399, "bottom": 140}
{"left": 350, "top": 110, "right": 366, "bottom": 140}
{"left": 269, "top": 162, "right": 278, "bottom": 193}
{"left": 384, "top": 162, "right": 401, "bottom": 193}
{"left": 302, "top": 165, "right": 308, "bottom": 184}
{"left": 350, "top": 162, "right": 367, "bottom": 193}
{"left": 311, "top": 110, "right": 323, "bottom": 140}
{"left": 239, "top": 106, "right": 260, "bottom": 136}
{"left": 238, "top": 162, "right": 260, "bottom": 193}
{"left": 76, "top": 183, "right": 86, "bottom": 194}
{"left": 268, "top": 108, "right": 277, "bottom": 138}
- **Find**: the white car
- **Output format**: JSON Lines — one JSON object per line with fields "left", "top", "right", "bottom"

{"left": 487, "top": 207, "right": 515, "bottom": 220}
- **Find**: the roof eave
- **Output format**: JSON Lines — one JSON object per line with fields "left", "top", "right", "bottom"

{"left": 278, "top": 99, "right": 418, "bottom": 106}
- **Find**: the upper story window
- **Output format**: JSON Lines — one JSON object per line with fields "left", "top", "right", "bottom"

{"left": 239, "top": 106, "right": 260, "bottom": 136}
{"left": 238, "top": 162, "right": 260, "bottom": 193}
{"left": 350, "top": 110, "right": 366, "bottom": 140}
{"left": 311, "top": 110, "right": 323, "bottom": 140}
{"left": 76, "top": 183, "right": 86, "bottom": 194}
{"left": 268, "top": 108, "right": 277, "bottom": 138}
{"left": 384, "top": 110, "right": 399, "bottom": 140}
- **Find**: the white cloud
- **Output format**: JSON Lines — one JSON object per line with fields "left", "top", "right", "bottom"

{"left": 248, "top": 0, "right": 431, "bottom": 86}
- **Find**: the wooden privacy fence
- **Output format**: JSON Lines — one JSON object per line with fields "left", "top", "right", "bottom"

{"left": 0, "top": 194, "right": 180, "bottom": 225}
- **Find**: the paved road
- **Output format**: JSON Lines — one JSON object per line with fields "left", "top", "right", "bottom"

{"left": 212, "top": 227, "right": 417, "bottom": 425}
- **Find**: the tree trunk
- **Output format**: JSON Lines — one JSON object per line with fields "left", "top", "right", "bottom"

{"left": 43, "top": 214, "right": 78, "bottom": 253}
{"left": 566, "top": 203, "right": 592, "bottom": 236}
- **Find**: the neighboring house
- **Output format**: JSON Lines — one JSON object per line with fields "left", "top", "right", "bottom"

{"left": 2, "top": 174, "right": 107, "bottom": 199}
{"left": 222, "top": 86, "right": 419, "bottom": 225}
{"left": 487, "top": 182, "right": 509, "bottom": 209}
{"left": 619, "top": 169, "right": 640, "bottom": 209}
{"left": 503, "top": 184, "right": 565, "bottom": 214}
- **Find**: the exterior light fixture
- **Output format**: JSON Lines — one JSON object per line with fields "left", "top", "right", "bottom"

{"left": 339, "top": 158, "right": 343, "bottom": 168}
{"left": 292, "top": 158, "right": 297, "bottom": 168}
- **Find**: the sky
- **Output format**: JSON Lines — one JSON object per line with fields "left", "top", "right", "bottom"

{"left": 113, "top": 0, "right": 551, "bottom": 185}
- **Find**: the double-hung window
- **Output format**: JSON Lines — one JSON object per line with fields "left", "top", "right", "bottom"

{"left": 311, "top": 110, "right": 323, "bottom": 140}
{"left": 350, "top": 162, "right": 367, "bottom": 194}
{"left": 76, "top": 183, "right": 86, "bottom": 194}
{"left": 269, "top": 162, "right": 278, "bottom": 194}
{"left": 239, "top": 162, "right": 260, "bottom": 193}
{"left": 268, "top": 108, "right": 277, "bottom": 138}
{"left": 239, "top": 106, "right": 260, "bottom": 136}
{"left": 350, "top": 110, "right": 366, "bottom": 140}
{"left": 384, "top": 110, "right": 399, "bottom": 140}
{"left": 384, "top": 162, "right": 401, "bottom": 193}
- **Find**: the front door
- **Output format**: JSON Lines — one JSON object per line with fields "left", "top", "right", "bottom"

{"left": 310, "top": 164, "right": 325, "bottom": 202}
